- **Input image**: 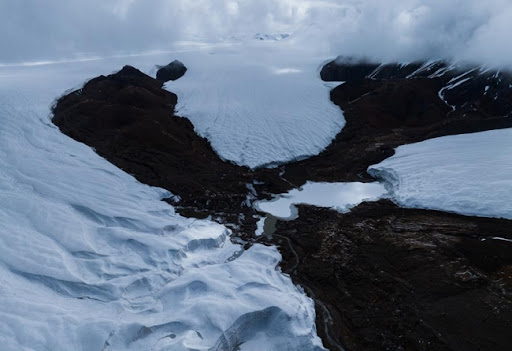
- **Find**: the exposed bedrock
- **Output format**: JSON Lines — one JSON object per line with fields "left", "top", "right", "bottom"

{"left": 273, "top": 200, "right": 512, "bottom": 351}
{"left": 156, "top": 59, "right": 187, "bottom": 82}
{"left": 284, "top": 58, "right": 512, "bottom": 186}
{"left": 51, "top": 61, "right": 512, "bottom": 351}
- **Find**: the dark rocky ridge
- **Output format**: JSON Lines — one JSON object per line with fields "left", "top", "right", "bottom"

{"left": 283, "top": 59, "right": 512, "bottom": 185}
{"left": 321, "top": 58, "right": 512, "bottom": 117}
{"left": 51, "top": 61, "right": 512, "bottom": 351}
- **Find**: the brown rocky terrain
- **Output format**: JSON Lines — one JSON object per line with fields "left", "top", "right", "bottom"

{"left": 51, "top": 60, "right": 512, "bottom": 350}
{"left": 272, "top": 200, "right": 512, "bottom": 351}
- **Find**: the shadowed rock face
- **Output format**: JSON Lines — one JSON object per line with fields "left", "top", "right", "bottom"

{"left": 321, "top": 58, "right": 512, "bottom": 117}
{"left": 156, "top": 60, "right": 187, "bottom": 82}
{"left": 52, "top": 61, "right": 512, "bottom": 351}
{"left": 283, "top": 59, "right": 512, "bottom": 186}
{"left": 52, "top": 66, "right": 239, "bottom": 203}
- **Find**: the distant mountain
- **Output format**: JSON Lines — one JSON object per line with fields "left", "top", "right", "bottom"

{"left": 322, "top": 57, "right": 512, "bottom": 118}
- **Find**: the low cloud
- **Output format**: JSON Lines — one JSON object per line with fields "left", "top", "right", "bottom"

{"left": 1, "top": 0, "right": 511, "bottom": 67}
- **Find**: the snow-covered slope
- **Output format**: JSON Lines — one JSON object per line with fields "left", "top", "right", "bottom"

{"left": 165, "top": 40, "right": 344, "bottom": 168}
{"left": 0, "top": 55, "right": 324, "bottom": 350}
{"left": 368, "top": 128, "right": 512, "bottom": 219}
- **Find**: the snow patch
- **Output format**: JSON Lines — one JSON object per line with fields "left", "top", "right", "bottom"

{"left": 255, "top": 217, "right": 266, "bottom": 236}
{"left": 254, "top": 181, "right": 388, "bottom": 219}
{"left": 0, "top": 50, "right": 325, "bottom": 351}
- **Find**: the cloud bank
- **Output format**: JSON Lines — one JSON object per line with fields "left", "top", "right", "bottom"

{"left": 1, "top": 0, "right": 511, "bottom": 66}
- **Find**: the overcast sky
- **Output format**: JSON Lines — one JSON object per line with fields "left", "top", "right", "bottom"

{"left": 1, "top": 0, "right": 511, "bottom": 66}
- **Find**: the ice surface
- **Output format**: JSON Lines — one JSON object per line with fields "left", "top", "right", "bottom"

{"left": 254, "top": 181, "right": 388, "bottom": 219}
{"left": 165, "top": 39, "right": 345, "bottom": 168}
{"left": 0, "top": 48, "right": 325, "bottom": 350}
{"left": 255, "top": 217, "right": 266, "bottom": 236}
{"left": 368, "top": 128, "right": 512, "bottom": 219}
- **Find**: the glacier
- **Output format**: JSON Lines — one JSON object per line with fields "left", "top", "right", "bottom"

{"left": 0, "top": 48, "right": 325, "bottom": 350}
{"left": 368, "top": 128, "right": 512, "bottom": 220}
{"left": 165, "top": 39, "right": 345, "bottom": 168}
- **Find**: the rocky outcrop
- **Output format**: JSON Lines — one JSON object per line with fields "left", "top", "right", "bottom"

{"left": 283, "top": 59, "right": 512, "bottom": 186}
{"left": 156, "top": 60, "right": 187, "bottom": 82}
{"left": 320, "top": 58, "right": 512, "bottom": 119}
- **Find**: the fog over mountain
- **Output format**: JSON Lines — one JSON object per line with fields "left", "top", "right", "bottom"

{"left": 1, "top": 0, "right": 512, "bottom": 66}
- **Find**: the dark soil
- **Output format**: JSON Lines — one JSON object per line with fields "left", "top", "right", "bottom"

{"left": 51, "top": 61, "right": 512, "bottom": 351}
{"left": 271, "top": 200, "right": 512, "bottom": 351}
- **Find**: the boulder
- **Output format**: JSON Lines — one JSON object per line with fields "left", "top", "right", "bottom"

{"left": 156, "top": 60, "right": 187, "bottom": 82}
